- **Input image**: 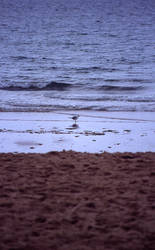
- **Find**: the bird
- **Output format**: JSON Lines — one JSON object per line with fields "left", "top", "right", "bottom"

{"left": 71, "top": 114, "right": 80, "bottom": 125}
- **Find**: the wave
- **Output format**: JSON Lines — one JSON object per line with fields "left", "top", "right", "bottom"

{"left": 75, "top": 67, "right": 120, "bottom": 73}
{"left": 0, "top": 81, "right": 72, "bottom": 91}
{"left": 97, "top": 85, "right": 143, "bottom": 91}
{"left": 1, "top": 103, "right": 155, "bottom": 112}
{"left": 10, "top": 56, "right": 36, "bottom": 61}
{"left": 45, "top": 95, "right": 155, "bottom": 103}
{"left": 45, "top": 95, "right": 122, "bottom": 102}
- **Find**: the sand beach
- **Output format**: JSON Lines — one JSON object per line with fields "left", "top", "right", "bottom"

{"left": 0, "top": 111, "right": 155, "bottom": 249}
{"left": 0, "top": 150, "right": 155, "bottom": 250}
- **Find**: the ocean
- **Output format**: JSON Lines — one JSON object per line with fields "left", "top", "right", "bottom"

{"left": 0, "top": 0, "right": 155, "bottom": 112}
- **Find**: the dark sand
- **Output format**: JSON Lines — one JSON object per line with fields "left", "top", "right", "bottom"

{"left": 0, "top": 151, "right": 155, "bottom": 250}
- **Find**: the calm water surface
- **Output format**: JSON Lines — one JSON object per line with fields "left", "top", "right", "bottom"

{"left": 0, "top": 0, "right": 155, "bottom": 112}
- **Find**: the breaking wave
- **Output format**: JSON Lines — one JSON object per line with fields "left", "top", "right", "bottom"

{"left": 0, "top": 81, "right": 72, "bottom": 91}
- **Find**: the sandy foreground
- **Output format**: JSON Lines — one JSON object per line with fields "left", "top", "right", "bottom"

{"left": 0, "top": 151, "right": 155, "bottom": 250}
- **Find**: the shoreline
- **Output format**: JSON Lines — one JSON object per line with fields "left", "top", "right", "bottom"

{"left": 0, "top": 111, "right": 155, "bottom": 153}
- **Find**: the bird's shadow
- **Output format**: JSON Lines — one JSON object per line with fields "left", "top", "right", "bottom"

{"left": 72, "top": 123, "right": 79, "bottom": 129}
{"left": 66, "top": 123, "right": 79, "bottom": 130}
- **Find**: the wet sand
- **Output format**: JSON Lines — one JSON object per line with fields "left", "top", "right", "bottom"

{"left": 0, "top": 111, "right": 155, "bottom": 153}
{"left": 0, "top": 151, "right": 155, "bottom": 250}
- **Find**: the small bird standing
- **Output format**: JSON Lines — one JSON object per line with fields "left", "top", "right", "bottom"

{"left": 72, "top": 114, "right": 80, "bottom": 125}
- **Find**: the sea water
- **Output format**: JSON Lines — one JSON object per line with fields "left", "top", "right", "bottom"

{"left": 0, "top": 0, "right": 155, "bottom": 112}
